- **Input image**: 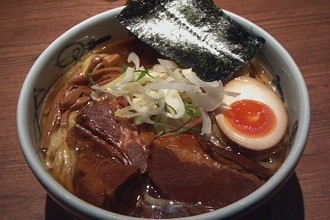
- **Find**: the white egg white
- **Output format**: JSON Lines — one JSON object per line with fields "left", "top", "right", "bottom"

{"left": 216, "top": 76, "right": 288, "bottom": 151}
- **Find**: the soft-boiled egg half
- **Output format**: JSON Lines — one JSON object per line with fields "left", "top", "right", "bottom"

{"left": 216, "top": 76, "right": 288, "bottom": 151}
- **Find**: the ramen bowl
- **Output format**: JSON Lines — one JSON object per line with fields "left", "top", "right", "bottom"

{"left": 17, "top": 6, "right": 310, "bottom": 220}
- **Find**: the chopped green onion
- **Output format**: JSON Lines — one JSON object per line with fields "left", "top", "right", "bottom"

{"left": 184, "top": 102, "right": 201, "bottom": 117}
{"left": 134, "top": 70, "right": 154, "bottom": 81}
{"left": 122, "top": 65, "right": 128, "bottom": 72}
{"left": 153, "top": 118, "right": 174, "bottom": 136}
{"left": 175, "top": 126, "right": 201, "bottom": 136}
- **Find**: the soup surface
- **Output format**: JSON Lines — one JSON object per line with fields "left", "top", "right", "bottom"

{"left": 40, "top": 37, "right": 289, "bottom": 218}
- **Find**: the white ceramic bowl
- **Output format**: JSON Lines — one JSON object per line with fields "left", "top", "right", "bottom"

{"left": 17, "top": 6, "right": 310, "bottom": 220}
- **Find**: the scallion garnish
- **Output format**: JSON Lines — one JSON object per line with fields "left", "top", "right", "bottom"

{"left": 184, "top": 102, "right": 201, "bottom": 117}
{"left": 122, "top": 65, "right": 128, "bottom": 72}
{"left": 134, "top": 70, "right": 154, "bottom": 81}
{"left": 175, "top": 126, "right": 201, "bottom": 136}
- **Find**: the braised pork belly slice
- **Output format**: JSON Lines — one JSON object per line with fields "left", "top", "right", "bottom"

{"left": 72, "top": 98, "right": 153, "bottom": 172}
{"left": 74, "top": 151, "right": 141, "bottom": 213}
{"left": 197, "top": 136, "right": 273, "bottom": 180}
{"left": 67, "top": 124, "right": 128, "bottom": 164}
{"left": 148, "top": 134, "right": 263, "bottom": 207}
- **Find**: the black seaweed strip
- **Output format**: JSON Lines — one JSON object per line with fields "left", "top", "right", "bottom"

{"left": 117, "top": 0, "right": 264, "bottom": 82}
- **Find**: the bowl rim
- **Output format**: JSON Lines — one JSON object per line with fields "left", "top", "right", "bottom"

{"left": 17, "top": 6, "right": 310, "bottom": 220}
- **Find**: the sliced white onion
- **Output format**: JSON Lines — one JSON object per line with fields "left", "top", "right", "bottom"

{"left": 182, "top": 69, "right": 215, "bottom": 87}
{"left": 158, "top": 59, "right": 178, "bottom": 70}
{"left": 116, "top": 66, "right": 135, "bottom": 86}
{"left": 172, "top": 68, "right": 191, "bottom": 84}
{"left": 127, "top": 52, "right": 140, "bottom": 69}
{"left": 115, "top": 106, "right": 141, "bottom": 118}
{"left": 152, "top": 64, "right": 166, "bottom": 74}
{"left": 123, "top": 82, "right": 164, "bottom": 102}
{"left": 201, "top": 108, "right": 212, "bottom": 134}
{"left": 145, "top": 82, "right": 198, "bottom": 93}
{"left": 182, "top": 69, "right": 224, "bottom": 111}
{"left": 163, "top": 89, "right": 185, "bottom": 119}
{"left": 158, "top": 59, "right": 189, "bottom": 83}
{"left": 130, "top": 97, "right": 165, "bottom": 115}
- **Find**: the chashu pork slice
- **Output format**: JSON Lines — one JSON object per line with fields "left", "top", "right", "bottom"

{"left": 71, "top": 98, "right": 153, "bottom": 172}
{"left": 148, "top": 134, "right": 263, "bottom": 207}
{"left": 74, "top": 151, "right": 141, "bottom": 214}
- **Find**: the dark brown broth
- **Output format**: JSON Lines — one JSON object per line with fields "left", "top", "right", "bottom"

{"left": 40, "top": 37, "right": 289, "bottom": 218}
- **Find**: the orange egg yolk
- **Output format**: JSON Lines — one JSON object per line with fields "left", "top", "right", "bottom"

{"left": 224, "top": 100, "right": 276, "bottom": 137}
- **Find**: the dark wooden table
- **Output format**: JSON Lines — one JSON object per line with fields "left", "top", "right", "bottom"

{"left": 1, "top": 0, "right": 329, "bottom": 219}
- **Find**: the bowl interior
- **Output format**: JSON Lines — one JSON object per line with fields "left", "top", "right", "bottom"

{"left": 17, "top": 6, "right": 310, "bottom": 220}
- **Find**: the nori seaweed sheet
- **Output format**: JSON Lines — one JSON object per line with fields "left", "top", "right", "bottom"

{"left": 117, "top": 0, "right": 265, "bottom": 82}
